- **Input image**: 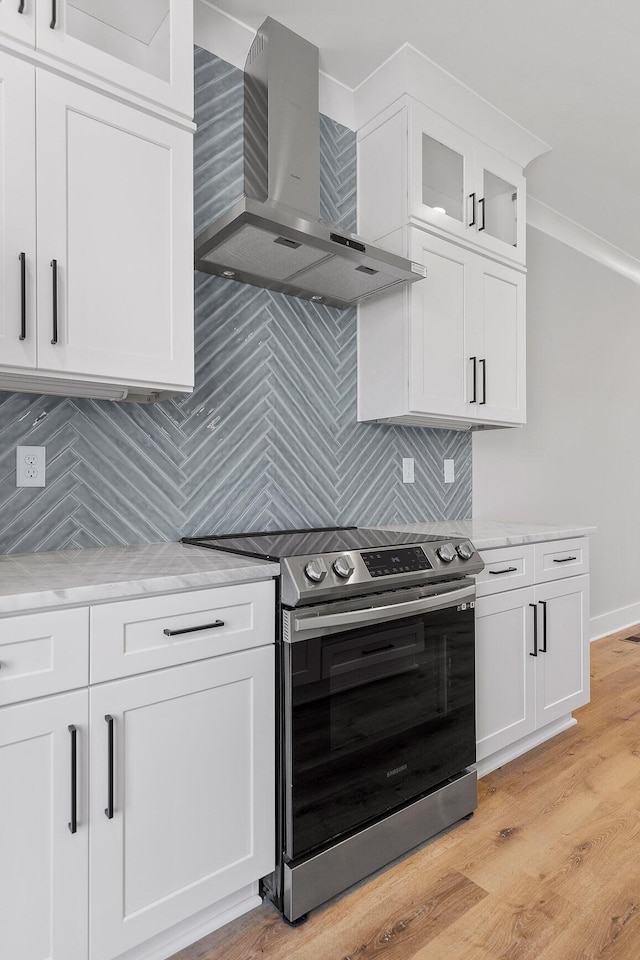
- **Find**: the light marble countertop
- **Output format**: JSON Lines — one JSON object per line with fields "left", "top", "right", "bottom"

{"left": 0, "top": 542, "right": 279, "bottom": 616}
{"left": 382, "top": 519, "right": 596, "bottom": 550}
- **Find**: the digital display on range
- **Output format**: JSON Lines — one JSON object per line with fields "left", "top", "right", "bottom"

{"left": 362, "top": 546, "right": 433, "bottom": 577}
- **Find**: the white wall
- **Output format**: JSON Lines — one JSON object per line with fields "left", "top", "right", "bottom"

{"left": 473, "top": 227, "right": 640, "bottom": 640}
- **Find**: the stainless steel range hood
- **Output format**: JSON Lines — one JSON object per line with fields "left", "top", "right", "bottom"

{"left": 194, "top": 18, "right": 425, "bottom": 309}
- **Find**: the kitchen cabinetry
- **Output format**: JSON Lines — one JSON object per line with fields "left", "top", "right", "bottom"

{"left": 0, "top": 578, "right": 275, "bottom": 960}
{"left": 358, "top": 229, "right": 525, "bottom": 429}
{"left": 358, "top": 99, "right": 526, "bottom": 266}
{"left": 0, "top": 60, "right": 193, "bottom": 399}
{"left": 474, "top": 538, "right": 590, "bottom": 775}
{"left": 0, "top": 0, "right": 192, "bottom": 118}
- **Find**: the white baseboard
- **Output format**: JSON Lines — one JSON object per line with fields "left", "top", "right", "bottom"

{"left": 590, "top": 602, "right": 640, "bottom": 642}
{"left": 474, "top": 715, "right": 577, "bottom": 779}
{"left": 115, "top": 883, "right": 261, "bottom": 960}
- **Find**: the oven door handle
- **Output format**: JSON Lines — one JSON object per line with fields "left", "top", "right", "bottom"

{"left": 293, "top": 584, "right": 475, "bottom": 633}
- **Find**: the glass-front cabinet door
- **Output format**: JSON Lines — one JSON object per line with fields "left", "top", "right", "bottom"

{"left": 35, "top": 0, "right": 193, "bottom": 117}
{"left": 410, "top": 104, "right": 476, "bottom": 246}
{"left": 475, "top": 144, "right": 526, "bottom": 265}
{"left": 410, "top": 105, "right": 526, "bottom": 266}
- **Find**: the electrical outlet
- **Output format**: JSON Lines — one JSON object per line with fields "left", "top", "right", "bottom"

{"left": 16, "top": 445, "right": 46, "bottom": 488}
{"left": 444, "top": 459, "right": 455, "bottom": 484}
{"left": 402, "top": 457, "right": 415, "bottom": 483}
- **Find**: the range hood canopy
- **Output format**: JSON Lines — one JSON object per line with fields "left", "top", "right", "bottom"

{"left": 194, "top": 18, "right": 425, "bottom": 309}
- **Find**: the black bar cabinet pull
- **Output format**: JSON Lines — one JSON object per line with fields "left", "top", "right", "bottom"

{"left": 529, "top": 603, "right": 538, "bottom": 657}
{"left": 468, "top": 192, "right": 476, "bottom": 227}
{"left": 163, "top": 619, "right": 224, "bottom": 637}
{"left": 19, "top": 253, "right": 26, "bottom": 341}
{"left": 50, "top": 259, "right": 58, "bottom": 344}
{"left": 540, "top": 600, "right": 548, "bottom": 653}
{"left": 478, "top": 196, "right": 486, "bottom": 231}
{"left": 68, "top": 724, "right": 77, "bottom": 834}
{"left": 50, "top": 0, "right": 56, "bottom": 29}
{"left": 479, "top": 358, "right": 487, "bottom": 404}
{"left": 553, "top": 556, "right": 577, "bottom": 563}
{"left": 105, "top": 714, "right": 114, "bottom": 820}
{"left": 469, "top": 356, "right": 477, "bottom": 403}
{"left": 18, "top": 0, "right": 25, "bottom": 13}
{"left": 489, "top": 567, "right": 517, "bottom": 576}
{"left": 362, "top": 644, "right": 395, "bottom": 657}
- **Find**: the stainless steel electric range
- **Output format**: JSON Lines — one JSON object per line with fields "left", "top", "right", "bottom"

{"left": 182, "top": 526, "right": 484, "bottom": 923}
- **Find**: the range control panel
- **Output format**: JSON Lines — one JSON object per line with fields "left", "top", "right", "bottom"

{"left": 281, "top": 538, "right": 484, "bottom": 607}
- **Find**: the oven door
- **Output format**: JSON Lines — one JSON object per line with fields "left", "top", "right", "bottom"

{"left": 282, "top": 580, "right": 476, "bottom": 861}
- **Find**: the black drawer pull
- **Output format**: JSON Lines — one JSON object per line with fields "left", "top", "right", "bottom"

{"left": 50, "top": 0, "right": 56, "bottom": 28}
{"left": 479, "top": 358, "right": 487, "bottom": 404}
{"left": 68, "top": 724, "right": 77, "bottom": 834}
{"left": 469, "top": 192, "right": 476, "bottom": 227}
{"left": 19, "top": 253, "right": 26, "bottom": 341}
{"left": 489, "top": 566, "right": 517, "bottom": 576}
{"left": 553, "top": 556, "right": 577, "bottom": 563}
{"left": 105, "top": 714, "right": 114, "bottom": 820}
{"left": 163, "top": 619, "right": 225, "bottom": 637}
{"left": 540, "top": 600, "right": 548, "bottom": 653}
{"left": 529, "top": 603, "right": 538, "bottom": 657}
{"left": 470, "top": 356, "right": 477, "bottom": 403}
{"left": 18, "top": 0, "right": 25, "bottom": 12}
{"left": 362, "top": 644, "right": 395, "bottom": 657}
{"left": 478, "top": 196, "right": 486, "bottom": 231}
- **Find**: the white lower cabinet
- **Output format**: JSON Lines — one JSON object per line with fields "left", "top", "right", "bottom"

{"left": 0, "top": 580, "right": 275, "bottom": 960}
{"left": 475, "top": 540, "right": 590, "bottom": 772}
{"left": 0, "top": 689, "right": 89, "bottom": 960}
{"left": 89, "top": 648, "right": 275, "bottom": 960}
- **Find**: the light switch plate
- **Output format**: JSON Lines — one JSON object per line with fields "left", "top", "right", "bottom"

{"left": 444, "top": 459, "right": 455, "bottom": 484}
{"left": 16, "top": 445, "right": 46, "bottom": 487}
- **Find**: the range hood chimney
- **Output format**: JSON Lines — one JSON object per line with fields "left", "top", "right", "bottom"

{"left": 194, "top": 18, "right": 425, "bottom": 309}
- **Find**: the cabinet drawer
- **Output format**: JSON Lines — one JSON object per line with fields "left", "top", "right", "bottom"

{"left": 476, "top": 545, "right": 535, "bottom": 597}
{"left": 90, "top": 581, "right": 275, "bottom": 682}
{"left": 0, "top": 607, "right": 89, "bottom": 705}
{"left": 534, "top": 538, "right": 589, "bottom": 583}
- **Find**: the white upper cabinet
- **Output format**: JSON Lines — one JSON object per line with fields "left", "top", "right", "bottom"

{"left": 358, "top": 229, "right": 526, "bottom": 430}
{"left": 35, "top": 72, "right": 193, "bottom": 391}
{"left": 0, "top": 0, "right": 193, "bottom": 117}
{"left": 0, "top": 0, "right": 35, "bottom": 45}
{"left": 0, "top": 64, "right": 194, "bottom": 399}
{"left": 359, "top": 100, "right": 526, "bottom": 266}
{"left": 0, "top": 52, "right": 36, "bottom": 370}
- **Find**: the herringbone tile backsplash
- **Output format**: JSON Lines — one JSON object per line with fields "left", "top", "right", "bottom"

{"left": 0, "top": 48, "right": 471, "bottom": 554}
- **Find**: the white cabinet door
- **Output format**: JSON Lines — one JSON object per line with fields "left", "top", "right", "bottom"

{"left": 408, "top": 230, "right": 475, "bottom": 419}
{"left": 534, "top": 575, "right": 590, "bottom": 727}
{"left": 475, "top": 143, "right": 526, "bottom": 265}
{"left": 409, "top": 103, "right": 476, "bottom": 245}
{"left": 35, "top": 0, "right": 193, "bottom": 117}
{"left": 0, "top": 0, "right": 35, "bottom": 45}
{"left": 474, "top": 257, "right": 526, "bottom": 424}
{"left": 0, "top": 690, "right": 88, "bottom": 960}
{"left": 36, "top": 72, "right": 193, "bottom": 390}
{"left": 475, "top": 587, "right": 536, "bottom": 761}
{"left": 89, "top": 647, "right": 275, "bottom": 960}
{"left": 0, "top": 53, "right": 37, "bottom": 371}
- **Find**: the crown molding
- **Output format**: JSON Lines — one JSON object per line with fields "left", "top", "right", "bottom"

{"left": 193, "top": 0, "right": 356, "bottom": 129}
{"left": 353, "top": 44, "right": 550, "bottom": 169}
{"left": 527, "top": 197, "right": 640, "bottom": 286}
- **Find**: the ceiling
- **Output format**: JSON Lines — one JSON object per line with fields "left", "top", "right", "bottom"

{"left": 210, "top": 0, "right": 640, "bottom": 261}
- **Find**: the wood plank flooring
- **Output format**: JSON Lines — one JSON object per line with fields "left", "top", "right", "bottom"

{"left": 171, "top": 627, "right": 640, "bottom": 960}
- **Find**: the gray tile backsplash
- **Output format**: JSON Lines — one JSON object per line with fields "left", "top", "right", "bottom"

{"left": 0, "top": 48, "right": 471, "bottom": 554}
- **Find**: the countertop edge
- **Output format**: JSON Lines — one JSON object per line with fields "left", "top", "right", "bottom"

{"left": 382, "top": 521, "right": 597, "bottom": 551}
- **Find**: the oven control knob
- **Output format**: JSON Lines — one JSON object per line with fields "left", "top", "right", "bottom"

{"left": 436, "top": 543, "right": 456, "bottom": 563}
{"left": 333, "top": 555, "right": 355, "bottom": 579}
{"left": 304, "top": 557, "right": 328, "bottom": 583}
{"left": 456, "top": 542, "right": 474, "bottom": 561}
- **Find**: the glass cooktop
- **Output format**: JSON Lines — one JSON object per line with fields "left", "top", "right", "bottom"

{"left": 182, "top": 526, "right": 446, "bottom": 561}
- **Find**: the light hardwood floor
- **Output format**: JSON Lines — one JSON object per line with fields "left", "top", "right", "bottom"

{"left": 172, "top": 627, "right": 640, "bottom": 960}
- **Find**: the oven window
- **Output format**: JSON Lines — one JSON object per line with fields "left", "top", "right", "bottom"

{"left": 286, "top": 604, "right": 475, "bottom": 860}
